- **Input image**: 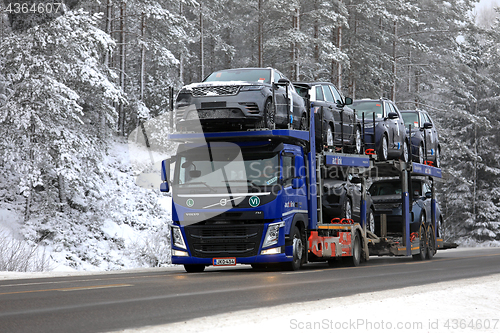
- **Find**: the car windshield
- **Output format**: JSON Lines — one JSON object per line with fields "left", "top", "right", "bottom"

{"left": 401, "top": 113, "right": 420, "bottom": 128}
{"left": 352, "top": 101, "right": 384, "bottom": 120}
{"left": 204, "top": 69, "right": 271, "bottom": 84}
{"left": 295, "top": 86, "right": 309, "bottom": 99}
{"left": 175, "top": 148, "right": 279, "bottom": 188}
{"left": 369, "top": 181, "right": 421, "bottom": 196}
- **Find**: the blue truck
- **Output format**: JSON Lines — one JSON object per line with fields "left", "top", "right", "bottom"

{"left": 160, "top": 99, "right": 444, "bottom": 272}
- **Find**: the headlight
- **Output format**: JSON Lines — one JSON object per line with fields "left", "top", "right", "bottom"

{"left": 240, "top": 85, "right": 264, "bottom": 91}
{"left": 262, "top": 222, "right": 284, "bottom": 248}
{"left": 171, "top": 225, "right": 187, "bottom": 250}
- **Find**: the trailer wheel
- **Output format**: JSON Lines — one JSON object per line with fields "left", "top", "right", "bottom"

{"left": 426, "top": 224, "right": 436, "bottom": 260}
{"left": 184, "top": 264, "right": 205, "bottom": 273}
{"left": 285, "top": 226, "right": 304, "bottom": 271}
{"left": 349, "top": 232, "right": 361, "bottom": 267}
{"left": 412, "top": 220, "right": 427, "bottom": 261}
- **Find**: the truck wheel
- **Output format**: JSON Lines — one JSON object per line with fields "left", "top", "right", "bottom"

{"left": 349, "top": 232, "right": 361, "bottom": 267}
{"left": 426, "top": 224, "right": 436, "bottom": 260}
{"left": 286, "top": 226, "right": 304, "bottom": 271}
{"left": 412, "top": 220, "right": 427, "bottom": 261}
{"left": 378, "top": 135, "right": 388, "bottom": 161}
{"left": 184, "top": 264, "right": 205, "bottom": 273}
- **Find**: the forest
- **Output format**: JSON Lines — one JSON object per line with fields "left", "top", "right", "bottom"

{"left": 0, "top": 0, "right": 499, "bottom": 270}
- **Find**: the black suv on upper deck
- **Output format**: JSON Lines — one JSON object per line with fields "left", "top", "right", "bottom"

{"left": 174, "top": 67, "right": 307, "bottom": 131}
{"left": 294, "top": 82, "right": 361, "bottom": 154}
{"left": 352, "top": 98, "right": 410, "bottom": 162}
{"left": 400, "top": 110, "right": 441, "bottom": 167}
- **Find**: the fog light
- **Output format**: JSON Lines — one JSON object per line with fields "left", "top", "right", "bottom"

{"left": 261, "top": 247, "right": 281, "bottom": 255}
{"left": 172, "top": 249, "right": 189, "bottom": 257}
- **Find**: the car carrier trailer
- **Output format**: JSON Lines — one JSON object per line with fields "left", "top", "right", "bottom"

{"left": 160, "top": 93, "right": 443, "bottom": 272}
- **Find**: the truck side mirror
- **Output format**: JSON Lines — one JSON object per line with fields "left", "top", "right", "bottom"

{"left": 292, "top": 177, "right": 304, "bottom": 189}
{"left": 161, "top": 159, "right": 171, "bottom": 193}
{"left": 160, "top": 182, "right": 170, "bottom": 193}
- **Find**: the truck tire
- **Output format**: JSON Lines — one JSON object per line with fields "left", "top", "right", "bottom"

{"left": 412, "top": 219, "right": 427, "bottom": 261}
{"left": 285, "top": 226, "right": 304, "bottom": 271}
{"left": 426, "top": 224, "right": 436, "bottom": 260}
{"left": 349, "top": 232, "right": 361, "bottom": 267}
{"left": 184, "top": 264, "right": 205, "bottom": 273}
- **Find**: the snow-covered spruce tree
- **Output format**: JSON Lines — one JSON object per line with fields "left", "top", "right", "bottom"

{"left": 0, "top": 9, "right": 124, "bottom": 221}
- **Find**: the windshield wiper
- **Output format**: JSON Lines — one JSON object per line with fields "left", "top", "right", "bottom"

{"left": 222, "top": 180, "right": 261, "bottom": 188}
{"left": 181, "top": 182, "right": 217, "bottom": 193}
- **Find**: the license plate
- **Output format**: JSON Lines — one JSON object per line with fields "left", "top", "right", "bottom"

{"left": 213, "top": 258, "right": 236, "bottom": 266}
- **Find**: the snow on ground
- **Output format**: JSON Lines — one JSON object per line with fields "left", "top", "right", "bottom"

{"left": 119, "top": 273, "right": 500, "bottom": 333}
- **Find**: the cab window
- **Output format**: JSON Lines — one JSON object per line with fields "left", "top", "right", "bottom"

{"left": 282, "top": 155, "right": 295, "bottom": 187}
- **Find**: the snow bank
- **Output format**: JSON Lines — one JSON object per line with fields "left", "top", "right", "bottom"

{"left": 120, "top": 273, "right": 500, "bottom": 333}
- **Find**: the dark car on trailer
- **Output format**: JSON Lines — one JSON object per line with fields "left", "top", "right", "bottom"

{"left": 400, "top": 110, "right": 441, "bottom": 167}
{"left": 174, "top": 67, "right": 307, "bottom": 131}
{"left": 369, "top": 178, "right": 443, "bottom": 238}
{"left": 294, "top": 82, "right": 362, "bottom": 154}
{"left": 322, "top": 170, "right": 375, "bottom": 232}
{"left": 352, "top": 98, "right": 410, "bottom": 162}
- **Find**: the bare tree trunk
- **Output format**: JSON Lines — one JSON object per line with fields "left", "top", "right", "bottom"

{"left": 119, "top": 1, "right": 126, "bottom": 136}
{"left": 313, "top": 0, "right": 319, "bottom": 70}
{"left": 140, "top": 12, "right": 145, "bottom": 101}
{"left": 179, "top": 2, "right": 184, "bottom": 83}
{"left": 200, "top": 2, "right": 204, "bottom": 81}
{"left": 24, "top": 118, "right": 35, "bottom": 221}
{"left": 336, "top": 0, "right": 342, "bottom": 89}
{"left": 291, "top": 6, "right": 300, "bottom": 81}
{"left": 391, "top": 20, "right": 397, "bottom": 102}
{"left": 258, "top": 0, "right": 263, "bottom": 67}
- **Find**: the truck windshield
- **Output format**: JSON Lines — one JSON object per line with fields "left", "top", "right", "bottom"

{"left": 352, "top": 101, "right": 384, "bottom": 120}
{"left": 203, "top": 69, "right": 271, "bottom": 84}
{"left": 175, "top": 149, "right": 279, "bottom": 189}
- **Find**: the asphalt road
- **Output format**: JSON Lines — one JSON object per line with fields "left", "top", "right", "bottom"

{"left": 1, "top": 247, "right": 500, "bottom": 333}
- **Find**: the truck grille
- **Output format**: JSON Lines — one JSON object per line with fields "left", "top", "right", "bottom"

{"left": 191, "top": 85, "right": 240, "bottom": 97}
{"left": 184, "top": 224, "right": 263, "bottom": 258}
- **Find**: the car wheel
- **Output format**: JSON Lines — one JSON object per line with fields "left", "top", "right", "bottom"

{"left": 353, "top": 126, "right": 362, "bottom": 154}
{"left": 418, "top": 144, "right": 424, "bottom": 164}
{"left": 262, "top": 99, "right": 274, "bottom": 129}
{"left": 285, "top": 226, "right": 304, "bottom": 271}
{"left": 299, "top": 113, "right": 307, "bottom": 130}
{"left": 326, "top": 124, "right": 334, "bottom": 151}
{"left": 378, "top": 135, "right": 388, "bottom": 161}
{"left": 402, "top": 140, "right": 409, "bottom": 163}
{"left": 367, "top": 208, "right": 375, "bottom": 234}
{"left": 412, "top": 215, "right": 427, "bottom": 261}
{"left": 184, "top": 264, "right": 206, "bottom": 273}
{"left": 343, "top": 197, "right": 352, "bottom": 220}
{"left": 435, "top": 147, "right": 440, "bottom": 168}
